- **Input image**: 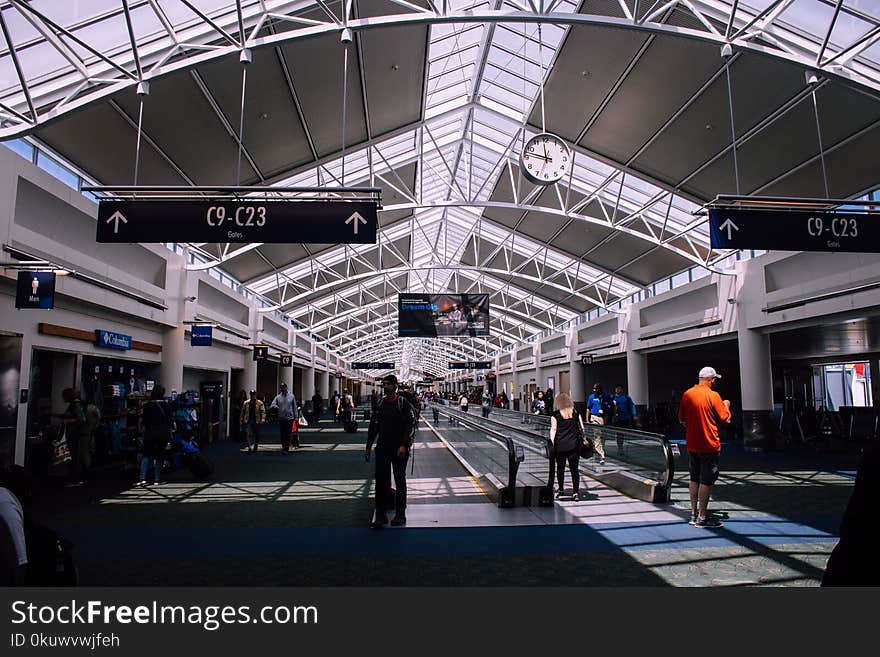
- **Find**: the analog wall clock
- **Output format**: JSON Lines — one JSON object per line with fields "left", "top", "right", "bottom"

{"left": 520, "top": 133, "right": 571, "bottom": 185}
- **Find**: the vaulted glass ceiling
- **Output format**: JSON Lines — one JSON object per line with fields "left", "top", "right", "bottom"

{"left": 3, "top": 0, "right": 880, "bottom": 379}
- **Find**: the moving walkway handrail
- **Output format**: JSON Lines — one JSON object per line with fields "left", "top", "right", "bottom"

{"left": 429, "top": 403, "right": 552, "bottom": 491}
{"left": 441, "top": 401, "right": 676, "bottom": 499}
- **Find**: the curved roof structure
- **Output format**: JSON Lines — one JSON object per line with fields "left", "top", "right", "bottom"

{"left": 3, "top": 1, "right": 880, "bottom": 378}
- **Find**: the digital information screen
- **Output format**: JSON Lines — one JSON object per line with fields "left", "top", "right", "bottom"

{"left": 398, "top": 294, "right": 490, "bottom": 337}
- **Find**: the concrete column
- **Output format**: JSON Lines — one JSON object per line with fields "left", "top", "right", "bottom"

{"left": 242, "top": 353, "right": 257, "bottom": 393}
{"left": 302, "top": 366, "right": 315, "bottom": 404}
{"left": 737, "top": 323, "right": 775, "bottom": 450}
{"left": 319, "top": 369, "right": 330, "bottom": 399}
{"left": 736, "top": 264, "right": 775, "bottom": 450}
{"left": 281, "top": 361, "right": 294, "bottom": 392}
{"left": 161, "top": 326, "right": 185, "bottom": 395}
{"left": 626, "top": 347, "right": 649, "bottom": 409}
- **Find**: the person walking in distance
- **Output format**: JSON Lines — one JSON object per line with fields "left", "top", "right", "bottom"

{"left": 678, "top": 367, "right": 731, "bottom": 528}
{"left": 612, "top": 383, "right": 638, "bottom": 454}
{"left": 365, "top": 375, "right": 415, "bottom": 528}
{"left": 585, "top": 383, "right": 614, "bottom": 465}
{"left": 311, "top": 390, "right": 323, "bottom": 426}
{"left": 337, "top": 389, "right": 354, "bottom": 425}
{"left": 270, "top": 382, "right": 299, "bottom": 453}
{"left": 550, "top": 392, "right": 587, "bottom": 501}
{"left": 481, "top": 390, "right": 492, "bottom": 418}
{"left": 138, "top": 385, "right": 170, "bottom": 486}
{"left": 239, "top": 390, "right": 266, "bottom": 453}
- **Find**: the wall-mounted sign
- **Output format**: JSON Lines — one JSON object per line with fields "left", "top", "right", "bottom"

{"left": 95, "top": 329, "right": 132, "bottom": 351}
{"left": 191, "top": 324, "right": 213, "bottom": 347}
{"left": 96, "top": 199, "right": 379, "bottom": 245}
{"left": 334, "top": 373, "right": 344, "bottom": 379}
{"left": 352, "top": 362, "right": 395, "bottom": 370}
{"left": 580, "top": 354, "right": 593, "bottom": 366}
{"left": 253, "top": 345, "right": 269, "bottom": 361}
{"left": 280, "top": 354, "right": 293, "bottom": 367}
{"left": 15, "top": 271, "right": 56, "bottom": 309}
{"left": 448, "top": 361, "right": 492, "bottom": 369}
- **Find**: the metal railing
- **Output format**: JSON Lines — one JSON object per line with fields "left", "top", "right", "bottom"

{"left": 444, "top": 402, "right": 675, "bottom": 503}
{"left": 428, "top": 403, "right": 552, "bottom": 507}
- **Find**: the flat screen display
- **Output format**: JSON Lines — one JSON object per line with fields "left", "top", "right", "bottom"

{"left": 398, "top": 294, "right": 490, "bottom": 337}
{"left": 15, "top": 271, "right": 56, "bottom": 309}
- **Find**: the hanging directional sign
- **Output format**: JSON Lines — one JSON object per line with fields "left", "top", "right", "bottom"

{"left": 448, "top": 361, "right": 492, "bottom": 369}
{"left": 280, "top": 354, "right": 293, "bottom": 367}
{"left": 96, "top": 199, "right": 378, "bottom": 244}
{"left": 708, "top": 208, "right": 880, "bottom": 252}
{"left": 253, "top": 345, "right": 269, "bottom": 361}
{"left": 352, "top": 362, "right": 395, "bottom": 370}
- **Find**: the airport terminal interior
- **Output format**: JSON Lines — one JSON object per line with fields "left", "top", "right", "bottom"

{"left": 1, "top": 0, "right": 880, "bottom": 586}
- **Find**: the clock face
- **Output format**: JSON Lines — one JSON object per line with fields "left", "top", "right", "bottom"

{"left": 520, "top": 133, "right": 571, "bottom": 185}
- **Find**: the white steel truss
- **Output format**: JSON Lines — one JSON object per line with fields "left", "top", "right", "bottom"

{"left": 4, "top": 0, "right": 880, "bottom": 377}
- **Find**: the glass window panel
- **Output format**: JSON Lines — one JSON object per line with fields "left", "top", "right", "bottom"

{"left": 671, "top": 270, "right": 690, "bottom": 288}
{"left": 487, "top": 46, "right": 544, "bottom": 80}
{"left": 479, "top": 84, "right": 528, "bottom": 112}
{"left": 2, "top": 138, "right": 34, "bottom": 161}
{"left": 654, "top": 278, "right": 671, "bottom": 295}
{"left": 482, "top": 63, "right": 539, "bottom": 98}
{"left": 18, "top": 41, "right": 70, "bottom": 81}
{"left": 426, "top": 80, "right": 468, "bottom": 107}
{"left": 36, "top": 151, "right": 78, "bottom": 189}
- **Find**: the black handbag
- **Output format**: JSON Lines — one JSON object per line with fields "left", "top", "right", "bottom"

{"left": 576, "top": 416, "right": 594, "bottom": 458}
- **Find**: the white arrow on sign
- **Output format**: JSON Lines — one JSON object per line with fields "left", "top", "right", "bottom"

{"left": 106, "top": 210, "right": 128, "bottom": 234}
{"left": 719, "top": 218, "right": 739, "bottom": 241}
{"left": 345, "top": 211, "right": 367, "bottom": 235}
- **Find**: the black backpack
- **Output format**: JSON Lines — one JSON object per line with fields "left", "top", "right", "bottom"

{"left": 600, "top": 394, "right": 616, "bottom": 418}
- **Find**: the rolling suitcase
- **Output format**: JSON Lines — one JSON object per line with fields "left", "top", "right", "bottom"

{"left": 344, "top": 420, "right": 358, "bottom": 433}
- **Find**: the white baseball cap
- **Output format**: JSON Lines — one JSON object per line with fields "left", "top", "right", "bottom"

{"left": 698, "top": 366, "right": 721, "bottom": 379}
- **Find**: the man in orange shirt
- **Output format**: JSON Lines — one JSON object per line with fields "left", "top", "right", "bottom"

{"left": 678, "top": 367, "right": 731, "bottom": 528}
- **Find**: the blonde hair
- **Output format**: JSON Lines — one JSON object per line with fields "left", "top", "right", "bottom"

{"left": 554, "top": 392, "right": 574, "bottom": 411}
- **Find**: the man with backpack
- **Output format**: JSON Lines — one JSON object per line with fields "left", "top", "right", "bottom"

{"left": 365, "top": 375, "right": 415, "bottom": 529}
{"left": 585, "top": 383, "right": 614, "bottom": 465}
{"left": 337, "top": 389, "right": 354, "bottom": 425}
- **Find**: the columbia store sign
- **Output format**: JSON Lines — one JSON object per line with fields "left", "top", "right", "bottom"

{"left": 95, "top": 330, "right": 132, "bottom": 351}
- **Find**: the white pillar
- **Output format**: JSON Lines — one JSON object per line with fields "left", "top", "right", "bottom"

{"left": 737, "top": 322, "right": 774, "bottom": 449}
{"left": 735, "top": 265, "right": 775, "bottom": 449}
{"left": 243, "top": 353, "right": 257, "bottom": 393}
{"left": 302, "top": 366, "right": 315, "bottom": 402}
{"left": 570, "top": 359, "right": 586, "bottom": 403}
{"left": 626, "top": 347, "right": 649, "bottom": 406}
{"left": 161, "top": 326, "right": 184, "bottom": 395}
{"left": 319, "top": 369, "right": 330, "bottom": 399}
{"left": 281, "top": 361, "right": 294, "bottom": 392}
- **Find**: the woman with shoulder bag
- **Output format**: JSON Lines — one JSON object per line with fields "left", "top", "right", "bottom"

{"left": 549, "top": 392, "right": 588, "bottom": 501}
{"left": 138, "top": 385, "right": 170, "bottom": 486}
